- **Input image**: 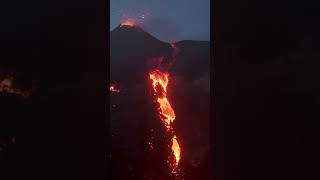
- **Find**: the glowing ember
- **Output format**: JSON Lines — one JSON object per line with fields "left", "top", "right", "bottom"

{"left": 120, "top": 18, "right": 137, "bottom": 28}
{"left": 148, "top": 141, "right": 154, "bottom": 150}
{"left": 0, "top": 78, "right": 12, "bottom": 91}
{"left": 110, "top": 85, "right": 120, "bottom": 93}
{"left": 0, "top": 75, "right": 31, "bottom": 98}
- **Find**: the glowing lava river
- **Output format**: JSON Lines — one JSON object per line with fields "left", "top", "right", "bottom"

{"left": 149, "top": 43, "right": 181, "bottom": 177}
{"left": 149, "top": 69, "right": 181, "bottom": 174}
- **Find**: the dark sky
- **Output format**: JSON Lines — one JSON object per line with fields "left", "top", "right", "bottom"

{"left": 110, "top": 0, "right": 210, "bottom": 42}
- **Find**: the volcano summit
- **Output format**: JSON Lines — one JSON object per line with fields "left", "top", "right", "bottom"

{"left": 110, "top": 23, "right": 210, "bottom": 85}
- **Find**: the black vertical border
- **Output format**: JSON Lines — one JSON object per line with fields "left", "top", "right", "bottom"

{"left": 212, "top": 0, "right": 223, "bottom": 179}
{"left": 106, "top": 0, "right": 111, "bottom": 179}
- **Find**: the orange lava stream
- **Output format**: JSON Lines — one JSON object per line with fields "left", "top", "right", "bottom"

{"left": 149, "top": 69, "right": 181, "bottom": 170}
{"left": 157, "top": 97, "right": 175, "bottom": 129}
{"left": 172, "top": 135, "right": 181, "bottom": 165}
{"left": 149, "top": 70, "right": 169, "bottom": 93}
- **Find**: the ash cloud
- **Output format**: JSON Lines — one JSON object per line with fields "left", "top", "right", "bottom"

{"left": 141, "top": 17, "right": 184, "bottom": 43}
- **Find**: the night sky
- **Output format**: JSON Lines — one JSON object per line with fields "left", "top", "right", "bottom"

{"left": 110, "top": 0, "right": 210, "bottom": 42}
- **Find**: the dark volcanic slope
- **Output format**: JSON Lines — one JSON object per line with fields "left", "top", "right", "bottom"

{"left": 110, "top": 25, "right": 210, "bottom": 86}
{"left": 110, "top": 25, "right": 171, "bottom": 85}
{"left": 110, "top": 24, "right": 211, "bottom": 179}
{"left": 173, "top": 40, "right": 210, "bottom": 81}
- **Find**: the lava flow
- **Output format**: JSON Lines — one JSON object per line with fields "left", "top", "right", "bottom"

{"left": 149, "top": 68, "right": 181, "bottom": 172}
{"left": 149, "top": 70, "right": 174, "bottom": 129}
{"left": 148, "top": 43, "right": 182, "bottom": 174}
{"left": 172, "top": 135, "right": 181, "bottom": 164}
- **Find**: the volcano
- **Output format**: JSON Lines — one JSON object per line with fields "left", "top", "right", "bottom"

{"left": 110, "top": 23, "right": 211, "bottom": 180}
{"left": 110, "top": 24, "right": 210, "bottom": 85}
{"left": 110, "top": 24, "right": 172, "bottom": 86}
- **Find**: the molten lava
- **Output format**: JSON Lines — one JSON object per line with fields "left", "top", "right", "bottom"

{"left": 149, "top": 70, "right": 175, "bottom": 129}
{"left": 120, "top": 18, "right": 137, "bottom": 28}
{"left": 172, "top": 135, "right": 181, "bottom": 164}
{"left": 110, "top": 85, "right": 120, "bottom": 93}
{"left": 149, "top": 70, "right": 169, "bottom": 93}
{"left": 157, "top": 97, "right": 175, "bottom": 129}
{"left": 149, "top": 69, "right": 181, "bottom": 170}
{"left": 148, "top": 43, "right": 183, "bottom": 174}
